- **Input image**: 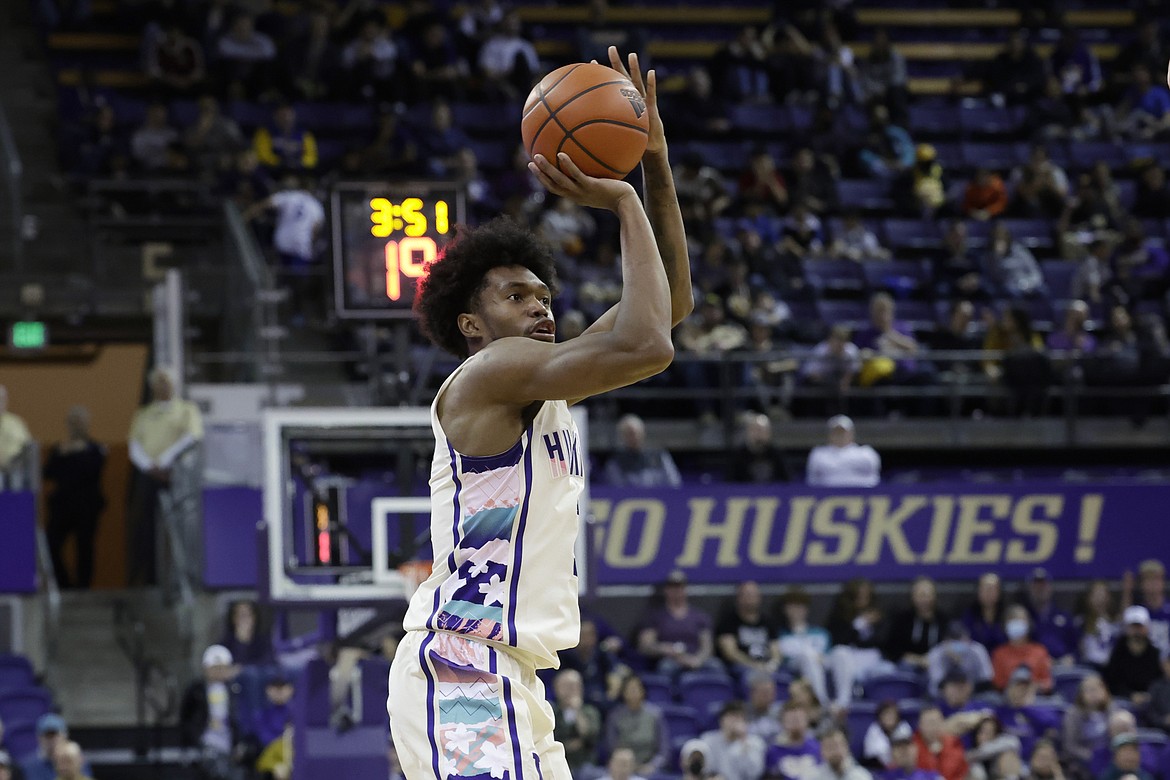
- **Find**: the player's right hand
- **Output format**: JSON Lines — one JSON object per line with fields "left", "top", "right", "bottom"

{"left": 529, "top": 153, "right": 638, "bottom": 213}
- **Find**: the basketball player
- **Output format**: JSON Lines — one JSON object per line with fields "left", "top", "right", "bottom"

{"left": 388, "top": 48, "right": 691, "bottom": 780}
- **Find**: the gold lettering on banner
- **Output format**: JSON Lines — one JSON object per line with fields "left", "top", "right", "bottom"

{"left": 600, "top": 498, "right": 665, "bottom": 568}
{"left": 921, "top": 496, "right": 956, "bottom": 563}
{"left": 806, "top": 498, "right": 864, "bottom": 564}
{"left": 1005, "top": 495, "right": 1062, "bottom": 563}
{"left": 748, "top": 497, "right": 814, "bottom": 566}
{"left": 676, "top": 497, "right": 743, "bottom": 567}
{"left": 856, "top": 496, "right": 926, "bottom": 564}
{"left": 946, "top": 495, "right": 1011, "bottom": 563}
{"left": 1076, "top": 494, "right": 1104, "bottom": 563}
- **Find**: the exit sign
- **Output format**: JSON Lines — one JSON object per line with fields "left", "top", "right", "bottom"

{"left": 9, "top": 321, "right": 47, "bottom": 350}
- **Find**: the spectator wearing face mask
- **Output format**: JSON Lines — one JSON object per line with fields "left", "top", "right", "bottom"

{"left": 991, "top": 605, "right": 1053, "bottom": 693}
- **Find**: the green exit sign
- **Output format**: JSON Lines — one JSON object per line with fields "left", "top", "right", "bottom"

{"left": 10, "top": 321, "right": 47, "bottom": 350}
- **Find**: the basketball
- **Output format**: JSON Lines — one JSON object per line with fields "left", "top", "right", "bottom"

{"left": 521, "top": 62, "right": 650, "bottom": 180}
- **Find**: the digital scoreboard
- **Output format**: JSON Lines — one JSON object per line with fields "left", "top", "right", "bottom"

{"left": 331, "top": 181, "right": 467, "bottom": 319}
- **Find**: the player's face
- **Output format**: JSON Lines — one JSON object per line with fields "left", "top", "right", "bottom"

{"left": 471, "top": 266, "right": 555, "bottom": 345}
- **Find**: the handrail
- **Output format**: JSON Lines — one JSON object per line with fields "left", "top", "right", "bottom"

{"left": 26, "top": 441, "right": 61, "bottom": 692}
{"left": 223, "top": 200, "right": 273, "bottom": 290}
{"left": 156, "top": 443, "right": 201, "bottom": 665}
{"left": 0, "top": 101, "right": 24, "bottom": 273}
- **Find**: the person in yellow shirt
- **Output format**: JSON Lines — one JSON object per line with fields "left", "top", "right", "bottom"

{"left": 127, "top": 367, "right": 203, "bottom": 586}
{"left": 0, "top": 385, "right": 32, "bottom": 487}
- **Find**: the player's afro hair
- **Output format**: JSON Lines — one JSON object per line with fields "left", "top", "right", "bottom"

{"left": 414, "top": 216, "right": 560, "bottom": 358}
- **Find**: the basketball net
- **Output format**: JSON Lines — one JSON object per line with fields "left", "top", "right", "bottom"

{"left": 398, "top": 560, "right": 433, "bottom": 598}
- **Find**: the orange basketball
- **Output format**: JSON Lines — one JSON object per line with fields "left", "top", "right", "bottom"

{"left": 521, "top": 62, "right": 650, "bottom": 180}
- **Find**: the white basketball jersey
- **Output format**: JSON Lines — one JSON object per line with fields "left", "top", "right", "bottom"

{"left": 402, "top": 358, "right": 584, "bottom": 669}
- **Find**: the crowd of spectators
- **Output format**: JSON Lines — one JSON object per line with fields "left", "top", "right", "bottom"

{"left": 42, "top": 1, "right": 1170, "bottom": 419}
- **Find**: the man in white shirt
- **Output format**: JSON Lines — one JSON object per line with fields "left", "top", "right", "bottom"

{"left": 128, "top": 367, "right": 203, "bottom": 585}
{"left": 478, "top": 12, "right": 539, "bottom": 98}
{"left": 806, "top": 415, "right": 881, "bottom": 487}
{"left": 599, "top": 748, "right": 648, "bottom": 780}
{"left": 246, "top": 177, "right": 326, "bottom": 267}
{"left": 0, "top": 385, "right": 32, "bottom": 486}
{"left": 700, "top": 701, "right": 766, "bottom": 780}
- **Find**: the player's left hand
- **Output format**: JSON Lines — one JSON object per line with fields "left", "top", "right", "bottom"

{"left": 605, "top": 45, "right": 665, "bottom": 156}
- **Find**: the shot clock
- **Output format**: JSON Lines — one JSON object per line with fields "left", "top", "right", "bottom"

{"left": 331, "top": 181, "right": 467, "bottom": 319}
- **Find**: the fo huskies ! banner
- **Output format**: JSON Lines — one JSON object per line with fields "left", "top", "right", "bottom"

{"left": 588, "top": 482, "right": 1150, "bottom": 586}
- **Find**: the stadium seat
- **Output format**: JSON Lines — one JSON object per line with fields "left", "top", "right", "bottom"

{"left": 4, "top": 720, "right": 37, "bottom": 761}
{"left": 0, "top": 687, "right": 53, "bottom": 726}
{"left": 837, "top": 179, "right": 895, "bottom": 212}
{"left": 641, "top": 673, "right": 675, "bottom": 706}
{"left": 659, "top": 703, "right": 701, "bottom": 742}
{"left": 677, "top": 671, "right": 736, "bottom": 714}
{"left": 358, "top": 658, "right": 391, "bottom": 726}
{"left": 861, "top": 671, "right": 926, "bottom": 702}
{"left": 1044, "top": 667, "right": 1086, "bottom": 701}
{"left": 0, "top": 655, "right": 35, "bottom": 691}
{"left": 882, "top": 219, "right": 941, "bottom": 251}
{"left": 959, "top": 142, "right": 1029, "bottom": 171}
{"left": 959, "top": 104, "right": 1025, "bottom": 138}
{"left": 862, "top": 260, "right": 933, "bottom": 299}
{"left": 803, "top": 259, "right": 868, "bottom": 297}
{"left": 1066, "top": 141, "right": 1127, "bottom": 169}
{"left": 1040, "top": 260, "right": 1076, "bottom": 300}
{"left": 1000, "top": 219, "right": 1055, "bottom": 250}
{"left": 815, "top": 299, "right": 872, "bottom": 330}
{"left": 728, "top": 104, "right": 790, "bottom": 134}
{"left": 845, "top": 701, "right": 878, "bottom": 758}
{"left": 296, "top": 659, "right": 333, "bottom": 728}
{"left": 907, "top": 104, "right": 960, "bottom": 137}
{"left": 1135, "top": 728, "right": 1170, "bottom": 749}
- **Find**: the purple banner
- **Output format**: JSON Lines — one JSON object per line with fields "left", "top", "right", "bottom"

{"left": 203, "top": 487, "right": 263, "bottom": 589}
{"left": 588, "top": 482, "right": 1148, "bottom": 586}
{"left": 0, "top": 492, "right": 37, "bottom": 593}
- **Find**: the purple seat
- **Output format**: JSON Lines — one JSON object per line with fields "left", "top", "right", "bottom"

{"left": 225, "top": 100, "right": 270, "bottom": 130}
{"left": 1067, "top": 141, "right": 1127, "bottom": 169}
{"left": 1023, "top": 298, "right": 1056, "bottom": 329}
{"left": 862, "top": 260, "right": 933, "bottom": 298}
{"left": 1117, "top": 179, "right": 1137, "bottom": 210}
{"left": 4, "top": 721, "right": 36, "bottom": 762}
{"left": 1051, "top": 666, "right": 1093, "bottom": 702}
{"left": 641, "top": 673, "right": 675, "bottom": 706}
{"left": 959, "top": 142, "right": 1029, "bottom": 171}
{"left": 960, "top": 105, "right": 1024, "bottom": 138}
{"left": 894, "top": 300, "right": 940, "bottom": 329}
{"left": 0, "top": 655, "right": 34, "bottom": 692}
{"left": 685, "top": 141, "right": 753, "bottom": 173}
{"left": 1128, "top": 143, "right": 1170, "bottom": 167}
{"left": 677, "top": 671, "right": 735, "bottom": 714}
{"left": 729, "top": 104, "right": 790, "bottom": 133}
{"left": 1041, "top": 260, "right": 1076, "bottom": 300}
{"left": 838, "top": 179, "right": 894, "bottom": 211}
{"left": 803, "top": 259, "right": 867, "bottom": 295}
{"left": 357, "top": 657, "right": 390, "bottom": 726}
{"left": 908, "top": 104, "right": 960, "bottom": 137}
{"left": 816, "top": 299, "right": 871, "bottom": 329}
{"left": 453, "top": 102, "right": 520, "bottom": 135}
{"left": 1000, "top": 219, "right": 1054, "bottom": 250}
{"left": 845, "top": 701, "right": 878, "bottom": 757}
{"left": 466, "top": 140, "right": 508, "bottom": 170}
{"left": 659, "top": 703, "right": 700, "bottom": 742}
{"left": 882, "top": 219, "right": 942, "bottom": 250}
{"left": 861, "top": 671, "right": 925, "bottom": 702}
{"left": 0, "top": 688, "right": 53, "bottom": 726}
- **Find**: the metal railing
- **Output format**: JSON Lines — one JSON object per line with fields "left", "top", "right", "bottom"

{"left": 0, "top": 101, "right": 23, "bottom": 273}
{"left": 156, "top": 444, "right": 202, "bottom": 665}
{"left": 222, "top": 201, "right": 280, "bottom": 382}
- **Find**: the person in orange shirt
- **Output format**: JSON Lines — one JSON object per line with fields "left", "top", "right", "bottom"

{"left": 991, "top": 604, "right": 1053, "bottom": 692}
{"left": 962, "top": 167, "right": 1009, "bottom": 220}
{"left": 913, "top": 706, "right": 968, "bottom": 780}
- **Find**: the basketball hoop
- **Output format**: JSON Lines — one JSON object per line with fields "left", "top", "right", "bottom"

{"left": 397, "top": 560, "right": 432, "bottom": 598}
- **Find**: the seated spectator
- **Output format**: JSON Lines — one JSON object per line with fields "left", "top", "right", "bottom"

{"left": 778, "top": 586, "right": 832, "bottom": 705}
{"left": 995, "top": 666, "right": 1061, "bottom": 758}
{"left": 681, "top": 741, "right": 716, "bottom": 780}
{"left": 717, "top": 580, "right": 781, "bottom": 675}
{"left": 1128, "top": 559, "right": 1170, "bottom": 656}
{"left": 830, "top": 212, "right": 890, "bottom": 262}
{"left": 253, "top": 104, "right": 317, "bottom": 174}
{"left": 858, "top": 105, "right": 914, "bottom": 180}
{"left": 885, "top": 576, "right": 947, "bottom": 670}
{"left": 220, "top": 599, "right": 273, "bottom": 668}
{"left": 780, "top": 203, "right": 826, "bottom": 261}
{"left": 965, "top": 718, "right": 1022, "bottom": 780}
{"left": 559, "top": 618, "right": 621, "bottom": 710}
{"left": 904, "top": 144, "right": 945, "bottom": 218}
{"left": 180, "top": 645, "right": 244, "bottom": 780}
{"left": 575, "top": 0, "right": 646, "bottom": 69}
{"left": 768, "top": 701, "right": 820, "bottom": 780}
{"left": 985, "top": 223, "right": 1044, "bottom": 299}
{"left": 1103, "top": 606, "right": 1164, "bottom": 704}
{"left": 936, "top": 221, "right": 992, "bottom": 301}
{"left": 130, "top": 102, "right": 179, "bottom": 172}
{"left": 477, "top": 12, "right": 538, "bottom": 100}
{"left": 913, "top": 707, "right": 967, "bottom": 780}
{"left": 406, "top": 21, "right": 469, "bottom": 102}
{"left": 677, "top": 297, "right": 750, "bottom": 421}
{"left": 702, "top": 701, "right": 767, "bottom": 780}
{"left": 858, "top": 28, "right": 908, "bottom": 122}
{"left": 1048, "top": 300, "right": 1097, "bottom": 355}
{"left": 962, "top": 169, "right": 1009, "bottom": 222}
{"left": 991, "top": 606, "right": 1054, "bottom": 692}
{"left": 1027, "top": 740, "right": 1064, "bottom": 780}
{"left": 862, "top": 701, "right": 906, "bottom": 771}
{"left": 339, "top": 17, "right": 400, "bottom": 102}
{"left": 963, "top": 573, "right": 1008, "bottom": 653}
{"left": 884, "top": 723, "right": 940, "bottom": 780}
{"left": 1132, "top": 165, "right": 1170, "bottom": 219}
{"left": 1147, "top": 655, "right": 1170, "bottom": 733}
{"left": 637, "top": 570, "right": 719, "bottom": 675}
{"left": 827, "top": 578, "right": 891, "bottom": 711}
{"left": 664, "top": 67, "right": 731, "bottom": 140}
{"left": 1097, "top": 733, "right": 1153, "bottom": 780}
{"left": 1063, "top": 673, "right": 1122, "bottom": 774}
{"left": 216, "top": 13, "right": 276, "bottom": 97}
{"left": 1008, "top": 145, "right": 1069, "bottom": 219}
{"left": 20, "top": 714, "right": 79, "bottom": 780}
{"left": 73, "top": 101, "right": 128, "bottom": 177}
{"left": 1031, "top": 77, "right": 1078, "bottom": 142}
{"left": 50, "top": 742, "right": 92, "bottom": 780}
{"left": 0, "top": 750, "right": 10, "bottom": 780}
{"left": 789, "top": 678, "right": 832, "bottom": 732}
{"left": 800, "top": 325, "right": 861, "bottom": 405}
{"left": 144, "top": 22, "right": 205, "bottom": 94}
{"left": 936, "top": 669, "right": 980, "bottom": 721}
{"left": 739, "top": 147, "right": 790, "bottom": 214}
{"left": 603, "top": 414, "right": 681, "bottom": 488}
{"left": 1017, "top": 568, "right": 1078, "bottom": 663}
{"left": 727, "top": 413, "right": 791, "bottom": 484}
{"left": 1075, "top": 580, "right": 1119, "bottom": 668}
{"left": 675, "top": 151, "right": 732, "bottom": 230}
{"left": 539, "top": 196, "right": 597, "bottom": 267}
{"left": 788, "top": 148, "right": 839, "bottom": 216}
{"left": 1110, "top": 17, "right": 1167, "bottom": 95}
{"left": 247, "top": 672, "right": 293, "bottom": 765}
{"left": 600, "top": 747, "right": 649, "bottom": 780}
{"left": 346, "top": 109, "right": 417, "bottom": 177}
{"left": 552, "top": 669, "right": 602, "bottom": 777}
{"left": 1086, "top": 305, "right": 1142, "bottom": 390}
{"left": 1114, "top": 219, "right": 1170, "bottom": 302}
{"left": 604, "top": 679, "right": 669, "bottom": 776}
{"left": 806, "top": 415, "right": 880, "bottom": 488}
{"left": 1071, "top": 240, "right": 1114, "bottom": 306}
{"left": 0, "top": 385, "right": 30, "bottom": 487}
{"left": 855, "top": 292, "right": 931, "bottom": 391}
{"left": 1088, "top": 710, "right": 1162, "bottom": 779}
{"left": 1118, "top": 64, "right": 1170, "bottom": 140}
{"left": 184, "top": 95, "right": 244, "bottom": 173}
{"left": 744, "top": 672, "right": 782, "bottom": 743}
{"left": 1050, "top": 26, "right": 1103, "bottom": 101}
{"left": 710, "top": 26, "right": 771, "bottom": 102}
{"left": 929, "top": 301, "right": 981, "bottom": 370}
{"left": 928, "top": 624, "right": 994, "bottom": 699}
{"left": 810, "top": 728, "right": 872, "bottom": 780}
{"left": 983, "top": 30, "right": 1046, "bottom": 106}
